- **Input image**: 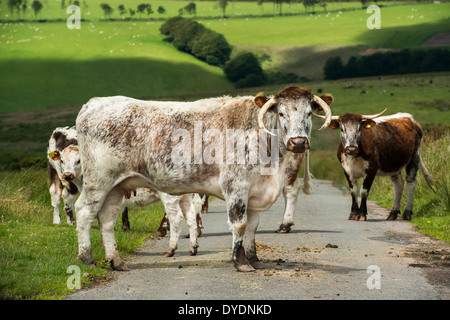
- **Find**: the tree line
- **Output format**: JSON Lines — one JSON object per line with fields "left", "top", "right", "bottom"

{"left": 324, "top": 48, "right": 450, "bottom": 80}
{"left": 4, "top": 0, "right": 412, "bottom": 21}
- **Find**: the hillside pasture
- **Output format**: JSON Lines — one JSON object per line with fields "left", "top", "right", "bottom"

{"left": 0, "top": 21, "right": 233, "bottom": 112}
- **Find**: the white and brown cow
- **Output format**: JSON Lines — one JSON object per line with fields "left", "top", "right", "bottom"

{"left": 47, "top": 127, "right": 79, "bottom": 225}
{"left": 315, "top": 110, "right": 434, "bottom": 221}
{"left": 51, "top": 140, "right": 203, "bottom": 257}
{"left": 74, "top": 86, "right": 333, "bottom": 272}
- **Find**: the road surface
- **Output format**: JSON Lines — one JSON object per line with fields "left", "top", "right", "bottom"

{"left": 68, "top": 179, "right": 449, "bottom": 300}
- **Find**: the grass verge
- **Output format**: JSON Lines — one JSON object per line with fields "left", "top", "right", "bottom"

{"left": 0, "top": 166, "right": 165, "bottom": 299}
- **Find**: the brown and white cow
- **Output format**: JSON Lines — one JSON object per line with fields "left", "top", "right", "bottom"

{"left": 47, "top": 127, "right": 79, "bottom": 225}
{"left": 74, "top": 87, "right": 333, "bottom": 272}
{"left": 51, "top": 140, "right": 203, "bottom": 257}
{"left": 315, "top": 110, "right": 434, "bottom": 221}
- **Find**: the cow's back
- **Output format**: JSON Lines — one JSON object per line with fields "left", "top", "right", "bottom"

{"left": 362, "top": 114, "right": 422, "bottom": 174}
{"left": 75, "top": 95, "right": 263, "bottom": 195}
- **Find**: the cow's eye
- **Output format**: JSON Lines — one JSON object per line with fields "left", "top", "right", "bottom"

{"left": 60, "top": 160, "right": 64, "bottom": 164}
{"left": 279, "top": 112, "right": 285, "bottom": 118}
{"left": 76, "top": 160, "right": 81, "bottom": 164}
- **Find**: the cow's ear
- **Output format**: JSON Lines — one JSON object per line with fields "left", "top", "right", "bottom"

{"left": 328, "top": 120, "right": 340, "bottom": 130}
{"left": 254, "top": 94, "right": 269, "bottom": 108}
{"left": 319, "top": 94, "right": 333, "bottom": 106}
{"left": 49, "top": 151, "right": 60, "bottom": 160}
{"left": 362, "top": 119, "right": 376, "bottom": 129}
{"left": 312, "top": 94, "right": 333, "bottom": 111}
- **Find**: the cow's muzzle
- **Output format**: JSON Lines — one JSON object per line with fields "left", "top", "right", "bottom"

{"left": 287, "top": 137, "right": 309, "bottom": 153}
{"left": 63, "top": 172, "right": 75, "bottom": 182}
{"left": 345, "top": 146, "right": 358, "bottom": 155}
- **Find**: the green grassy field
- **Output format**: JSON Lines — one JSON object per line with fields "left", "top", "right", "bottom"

{"left": 0, "top": 1, "right": 449, "bottom": 300}
{"left": 0, "top": 0, "right": 406, "bottom": 21}
{"left": 0, "top": 166, "right": 167, "bottom": 299}
{"left": 1, "top": 3, "right": 449, "bottom": 112}
{"left": 0, "top": 20, "right": 234, "bottom": 112}
{"left": 204, "top": 3, "right": 450, "bottom": 47}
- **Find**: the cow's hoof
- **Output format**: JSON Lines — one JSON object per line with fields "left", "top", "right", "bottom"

{"left": 156, "top": 228, "right": 167, "bottom": 237}
{"left": 402, "top": 209, "right": 412, "bottom": 221}
{"left": 387, "top": 210, "right": 399, "bottom": 221}
{"left": 235, "top": 263, "right": 255, "bottom": 272}
{"left": 348, "top": 213, "right": 358, "bottom": 220}
{"left": 358, "top": 215, "right": 367, "bottom": 221}
{"left": 110, "top": 257, "right": 130, "bottom": 271}
{"left": 188, "top": 248, "right": 198, "bottom": 256}
{"left": 275, "top": 223, "right": 292, "bottom": 233}
{"left": 164, "top": 249, "right": 175, "bottom": 257}
{"left": 78, "top": 250, "right": 96, "bottom": 267}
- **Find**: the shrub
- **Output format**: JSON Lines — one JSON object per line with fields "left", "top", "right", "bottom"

{"left": 191, "top": 31, "right": 231, "bottom": 66}
{"left": 224, "top": 52, "right": 266, "bottom": 88}
{"left": 160, "top": 17, "right": 232, "bottom": 66}
{"left": 323, "top": 56, "right": 344, "bottom": 80}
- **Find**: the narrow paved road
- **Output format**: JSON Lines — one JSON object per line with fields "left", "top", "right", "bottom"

{"left": 68, "top": 179, "right": 449, "bottom": 300}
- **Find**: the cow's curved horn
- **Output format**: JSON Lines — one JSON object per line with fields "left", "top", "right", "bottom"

{"left": 313, "top": 95, "right": 333, "bottom": 130}
{"left": 313, "top": 113, "right": 340, "bottom": 121}
{"left": 258, "top": 97, "right": 277, "bottom": 136}
{"left": 362, "top": 108, "right": 388, "bottom": 120}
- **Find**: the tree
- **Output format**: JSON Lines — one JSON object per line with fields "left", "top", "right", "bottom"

{"left": 157, "top": 5, "right": 165, "bottom": 15}
{"left": 118, "top": 4, "right": 126, "bottom": 17}
{"left": 323, "top": 56, "right": 344, "bottom": 80}
{"left": 129, "top": 8, "right": 135, "bottom": 18}
{"left": 224, "top": 52, "right": 266, "bottom": 87}
{"left": 100, "top": 3, "right": 113, "bottom": 18}
{"left": 191, "top": 31, "right": 232, "bottom": 65}
{"left": 31, "top": 0, "right": 42, "bottom": 17}
{"left": 303, "top": 0, "right": 319, "bottom": 13}
{"left": 257, "top": 0, "right": 264, "bottom": 14}
{"left": 137, "top": 3, "right": 151, "bottom": 17}
{"left": 184, "top": 2, "right": 196, "bottom": 16}
{"left": 218, "top": 0, "right": 228, "bottom": 18}
{"left": 7, "top": 0, "right": 16, "bottom": 16}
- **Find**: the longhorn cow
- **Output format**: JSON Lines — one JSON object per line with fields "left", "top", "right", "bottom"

{"left": 74, "top": 87, "right": 333, "bottom": 272}
{"left": 315, "top": 110, "right": 434, "bottom": 221}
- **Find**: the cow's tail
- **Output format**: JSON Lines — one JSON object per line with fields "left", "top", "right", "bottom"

{"left": 418, "top": 153, "right": 436, "bottom": 193}
{"left": 302, "top": 150, "right": 314, "bottom": 195}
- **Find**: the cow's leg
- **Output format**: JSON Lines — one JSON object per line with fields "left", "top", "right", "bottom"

{"left": 387, "top": 173, "right": 404, "bottom": 220}
{"left": 201, "top": 195, "right": 209, "bottom": 213}
{"left": 227, "top": 196, "right": 253, "bottom": 272}
{"left": 277, "top": 177, "right": 301, "bottom": 233}
{"left": 196, "top": 212, "right": 203, "bottom": 238}
{"left": 121, "top": 207, "right": 130, "bottom": 231}
{"left": 156, "top": 213, "right": 169, "bottom": 237}
{"left": 50, "top": 181, "right": 63, "bottom": 225}
{"left": 61, "top": 187, "right": 77, "bottom": 225}
{"left": 358, "top": 172, "right": 376, "bottom": 221}
{"left": 75, "top": 190, "right": 105, "bottom": 267}
{"left": 344, "top": 171, "right": 359, "bottom": 220}
{"left": 98, "top": 187, "right": 129, "bottom": 271}
{"left": 160, "top": 195, "right": 184, "bottom": 257}
{"left": 179, "top": 194, "right": 199, "bottom": 256}
{"left": 244, "top": 210, "right": 264, "bottom": 269}
{"left": 403, "top": 154, "right": 420, "bottom": 221}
